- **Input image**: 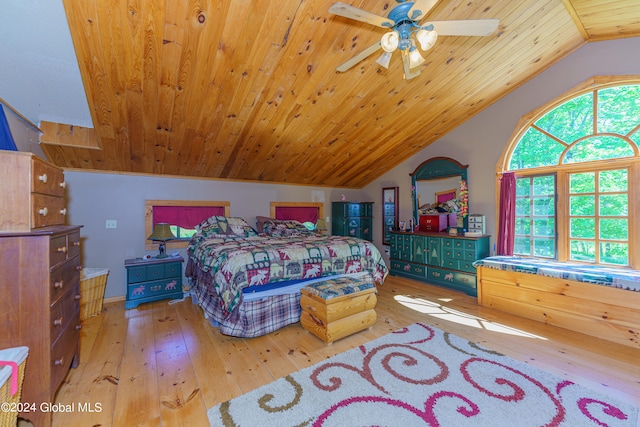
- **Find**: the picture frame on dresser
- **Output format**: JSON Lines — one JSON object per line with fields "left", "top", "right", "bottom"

{"left": 382, "top": 187, "right": 399, "bottom": 245}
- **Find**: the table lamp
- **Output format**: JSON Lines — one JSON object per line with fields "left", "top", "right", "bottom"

{"left": 147, "top": 223, "right": 176, "bottom": 258}
{"left": 315, "top": 219, "right": 327, "bottom": 235}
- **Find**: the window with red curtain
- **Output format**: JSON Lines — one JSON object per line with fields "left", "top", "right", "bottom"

{"left": 274, "top": 206, "right": 319, "bottom": 224}
{"left": 145, "top": 200, "right": 230, "bottom": 250}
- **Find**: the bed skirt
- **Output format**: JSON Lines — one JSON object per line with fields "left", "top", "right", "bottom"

{"left": 191, "top": 279, "right": 302, "bottom": 337}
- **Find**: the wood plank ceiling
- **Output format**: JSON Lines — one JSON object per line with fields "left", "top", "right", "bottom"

{"left": 39, "top": 0, "right": 640, "bottom": 188}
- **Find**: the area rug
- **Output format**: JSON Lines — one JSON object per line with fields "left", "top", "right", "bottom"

{"left": 208, "top": 323, "right": 638, "bottom": 426}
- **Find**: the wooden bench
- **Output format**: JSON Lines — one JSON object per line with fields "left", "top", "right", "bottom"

{"left": 475, "top": 257, "right": 640, "bottom": 350}
{"left": 300, "top": 272, "right": 377, "bottom": 344}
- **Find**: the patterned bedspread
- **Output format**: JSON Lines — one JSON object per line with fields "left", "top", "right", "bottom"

{"left": 473, "top": 256, "right": 640, "bottom": 292}
{"left": 187, "top": 234, "right": 388, "bottom": 315}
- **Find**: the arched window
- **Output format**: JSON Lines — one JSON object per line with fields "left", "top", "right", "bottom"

{"left": 498, "top": 77, "right": 640, "bottom": 268}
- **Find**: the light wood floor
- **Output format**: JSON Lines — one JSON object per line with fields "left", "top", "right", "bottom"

{"left": 44, "top": 275, "right": 639, "bottom": 426}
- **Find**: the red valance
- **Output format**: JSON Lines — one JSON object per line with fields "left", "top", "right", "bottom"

{"left": 153, "top": 206, "right": 225, "bottom": 229}
{"left": 275, "top": 206, "right": 319, "bottom": 224}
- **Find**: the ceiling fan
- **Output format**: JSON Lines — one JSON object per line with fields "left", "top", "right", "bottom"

{"left": 329, "top": 0, "right": 499, "bottom": 80}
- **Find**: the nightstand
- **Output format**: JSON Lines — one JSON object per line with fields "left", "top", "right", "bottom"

{"left": 124, "top": 256, "right": 184, "bottom": 309}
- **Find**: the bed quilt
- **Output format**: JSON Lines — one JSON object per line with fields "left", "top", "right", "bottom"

{"left": 188, "top": 234, "right": 388, "bottom": 315}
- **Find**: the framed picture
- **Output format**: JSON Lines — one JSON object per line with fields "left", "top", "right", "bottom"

{"left": 382, "top": 187, "right": 399, "bottom": 245}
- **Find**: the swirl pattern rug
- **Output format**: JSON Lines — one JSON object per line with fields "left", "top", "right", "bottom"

{"left": 208, "top": 323, "right": 638, "bottom": 426}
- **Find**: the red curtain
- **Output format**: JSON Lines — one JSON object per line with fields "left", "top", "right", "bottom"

{"left": 497, "top": 172, "right": 516, "bottom": 255}
{"left": 275, "top": 206, "right": 319, "bottom": 224}
{"left": 153, "top": 206, "right": 225, "bottom": 229}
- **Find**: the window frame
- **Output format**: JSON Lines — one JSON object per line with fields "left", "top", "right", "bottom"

{"left": 145, "top": 200, "right": 230, "bottom": 250}
{"left": 497, "top": 76, "right": 640, "bottom": 269}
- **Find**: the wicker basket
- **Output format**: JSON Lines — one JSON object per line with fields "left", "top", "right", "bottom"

{"left": 0, "top": 346, "right": 29, "bottom": 427}
{"left": 80, "top": 268, "right": 109, "bottom": 321}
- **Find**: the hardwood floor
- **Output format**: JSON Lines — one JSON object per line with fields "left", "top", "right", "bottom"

{"left": 43, "top": 275, "right": 639, "bottom": 426}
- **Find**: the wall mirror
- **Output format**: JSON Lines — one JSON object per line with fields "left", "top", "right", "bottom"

{"left": 382, "top": 187, "right": 399, "bottom": 245}
{"left": 411, "top": 157, "right": 469, "bottom": 231}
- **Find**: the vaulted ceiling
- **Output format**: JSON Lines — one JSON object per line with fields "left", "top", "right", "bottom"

{"left": 37, "top": 0, "right": 640, "bottom": 187}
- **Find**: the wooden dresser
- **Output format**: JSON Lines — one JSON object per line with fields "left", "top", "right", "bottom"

{"left": 0, "top": 150, "right": 81, "bottom": 427}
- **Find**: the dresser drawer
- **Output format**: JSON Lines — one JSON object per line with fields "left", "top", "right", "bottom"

{"left": 32, "top": 156, "right": 66, "bottom": 197}
{"left": 50, "top": 313, "right": 80, "bottom": 395}
{"left": 50, "top": 283, "right": 81, "bottom": 344}
{"left": 50, "top": 234, "right": 70, "bottom": 267}
{"left": 32, "top": 194, "right": 66, "bottom": 228}
{"left": 50, "top": 256, "right": 81, "bottom": 305}
{"left": 68, "top": 230, "right": 81, "bottom": 258}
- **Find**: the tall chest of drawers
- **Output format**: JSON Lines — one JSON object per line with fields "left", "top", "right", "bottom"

{"left": 0, "top": 151, "right": 81, "bottom": 427}
{"left": 0, "top": 151, "right": 68, "bottom": 231}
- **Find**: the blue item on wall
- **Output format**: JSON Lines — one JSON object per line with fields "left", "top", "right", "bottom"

{"left": 0, "top": 106, "right": 18, "bottom": 151}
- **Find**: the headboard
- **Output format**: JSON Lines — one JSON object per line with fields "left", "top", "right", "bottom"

{"left": 435, "top": 188, "right": 457, "bottom": 204}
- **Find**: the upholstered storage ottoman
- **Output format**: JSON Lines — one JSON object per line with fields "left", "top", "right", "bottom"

{"left": 300, "top": 272, "right": 377, "bottom": 344}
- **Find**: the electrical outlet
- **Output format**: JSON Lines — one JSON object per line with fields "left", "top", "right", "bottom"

{"left": 106, "top": 220, "right": 117, "bottom": 229}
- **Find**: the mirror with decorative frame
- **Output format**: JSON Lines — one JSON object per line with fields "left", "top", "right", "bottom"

{"left": 410, "top": 157, "right": 469, "bottom": 231}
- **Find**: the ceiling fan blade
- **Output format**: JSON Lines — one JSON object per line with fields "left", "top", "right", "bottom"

{"left": 428, "top": 19, "right": 499, "bottom": 36}
{"left": 329, "top": 2, "right": 394, "bottom": 28}
{"left": 336, "top": 41, "right": 382, "bottom": 72}
{"left": 407, "top": 0, "right": 439, "bottom": 22}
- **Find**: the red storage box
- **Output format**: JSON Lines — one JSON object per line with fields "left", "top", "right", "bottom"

{"left": 419, "top": 214, "right": 448, "bottom": 232}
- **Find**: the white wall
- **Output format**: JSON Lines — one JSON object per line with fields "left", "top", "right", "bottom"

{"left": 364, "top": 37, "right": 640, "bottom": 254}
{"left": 64, "top": 171, "right": 367, "bottom": 298}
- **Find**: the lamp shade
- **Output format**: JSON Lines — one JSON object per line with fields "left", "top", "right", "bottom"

{"left": 148, "top": 223, "right": 176, "bottom": 241}
{"left": 408, "top": 45, "right": 425, "bottom": 68}
{"left": 380, "top": 31, "right": 399, "bottom": 52}
{"left": 315, "top": 219, "right": 326, "bottom": 231}
{"left": 376, "top": 51, "right": 393, "bottom": 69}
{"left": 416, "top": 29, "right": 438, "bottom": 51}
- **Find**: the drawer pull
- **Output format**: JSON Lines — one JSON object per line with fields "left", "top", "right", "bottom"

{"left": 54, "top": 280, "right": 64, "bottom": 289}
{"left": 60, "top": 208, "right": 67, "bottom": 216}
{"left": 59, "top": 181, "right": 67, "bottom": 188}
{"left": 56, "top": 246, "right": 67, "bottom": 253}
{"left": 53, "top": 317, "right": 64, "bottom": 326}
{"left": 54, "top": 357, "right": 64, "bottom": 366}
{"left": 76, "top": 325, "right": 82, "bottom": 330}
{"left": 72, "top": 241, "right": 80, "bottom": 247}
{"left": 75, "top": 294, "right": 82, "bottom": 300}
{"left": 76, "top": 265, "right": 83, "bottom": 271}
{"left": 39, "top": 207, "right": 48, "bottom": 216}
{"left": 38, "top": 173, "right": 48, "bottom": 183}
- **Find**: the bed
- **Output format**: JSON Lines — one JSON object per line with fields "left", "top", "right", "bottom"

{"left": 186, "top": 216, "right": 388, "bottom": 337}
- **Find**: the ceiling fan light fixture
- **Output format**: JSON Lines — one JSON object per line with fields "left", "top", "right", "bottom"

{"left": 416, "top": 29, "right": 438, "bottom": 51}
{"left": 408, "top": 45, "right": 425, "bottom": 68}
{"left": 380, "top": 30, "right": 400, "bottom": 52}
{"left": 376, "top": 51, "right": 393, "bottom": 69}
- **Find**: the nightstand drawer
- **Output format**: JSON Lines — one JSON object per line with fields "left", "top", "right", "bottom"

{"left": 127, "top": 277, "right": 182, "bottom": 301}
{"left": 127, "top": 265, "right": 148, "bottom": 283}
{"left": 146, "top": 263, "right": 166, "bottom": 280}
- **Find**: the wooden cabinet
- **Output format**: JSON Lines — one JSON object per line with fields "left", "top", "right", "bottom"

{"left": 389, "top": 231, "right": 490, "bottom": 296}
{"left": 0, "top": 225, "right": 82, "bottom": 427}
{"left": 125, "top": 256, "right": 184, "bottom": 309}
{"left": 331, "top": 202, "right": 373, "bottom": 241}
{"left": 0, "top": 151, "right": 68, "bottom": 232}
